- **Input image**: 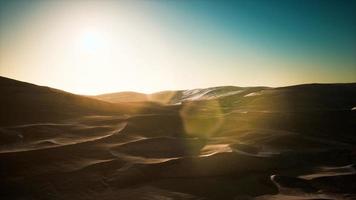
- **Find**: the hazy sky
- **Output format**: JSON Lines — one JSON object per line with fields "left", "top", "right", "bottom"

{"left": 0, "top": 0, "right": 355, "bottom": 94}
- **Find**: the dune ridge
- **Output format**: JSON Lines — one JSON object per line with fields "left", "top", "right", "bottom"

{"left": 1, "top": 76, "right": 355, "bottom": 200}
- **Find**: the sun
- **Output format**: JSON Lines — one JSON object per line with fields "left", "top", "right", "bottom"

{"left": 80, "top": 30, "right": 106, "bottom": 54}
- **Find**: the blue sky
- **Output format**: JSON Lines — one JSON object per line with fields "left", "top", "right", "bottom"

{"left": 147, "top": 0, "right": 356, "bottom": 66}
{"left": 0, "top": 0, "right": 355, "bottom": 94}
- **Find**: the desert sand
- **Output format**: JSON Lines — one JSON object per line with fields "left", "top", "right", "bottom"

{"left": 1, "top": 76, "right": 355, "bottom": 200}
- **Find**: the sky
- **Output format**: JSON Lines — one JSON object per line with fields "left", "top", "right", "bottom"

{"left": 0, "top": 0, "right": 355, "bottom": 95}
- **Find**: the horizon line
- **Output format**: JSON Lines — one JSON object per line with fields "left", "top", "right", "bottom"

{"left": 1, "top": 75, "right": 355, "bottom": 96}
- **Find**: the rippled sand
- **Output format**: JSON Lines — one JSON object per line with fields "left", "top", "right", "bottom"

{"left": 1, "top": 77, "right": 355, "bottom": 199}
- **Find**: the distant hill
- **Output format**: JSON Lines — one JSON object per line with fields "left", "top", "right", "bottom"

{"left": 1, "top": 75, "right": 355, "bottom": 127}
{"left": 0, "top": 76, "right": 163, "bottom": 126}
{"left": 94, "top": 83, "right": 356, "bottom": 111}
{"left": 94, "top": 86, "right": 268, "bottom": 104}
{"left": 238, "top": 83, "right": 356, "bottom": 111}
{"left": 94, "top": 91, "right": 148, "bottom": 103}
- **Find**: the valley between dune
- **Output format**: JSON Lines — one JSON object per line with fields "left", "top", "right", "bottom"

{"left": 1, "top": 77, "right": 355, "bottom": 200}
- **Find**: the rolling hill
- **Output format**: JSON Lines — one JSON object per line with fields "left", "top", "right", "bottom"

{"left": 1, "top": 76, "right": 355, "bottom": 200}
{"left": 0, "top": 76, "right": 164, "bottom": 126}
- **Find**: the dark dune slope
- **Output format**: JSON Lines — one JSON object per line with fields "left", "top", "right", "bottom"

{"left": 1, "top": 77, "right": 356, "bottom": 200}
{"left": 0, "top": 76, "right": 165, "bottom": 126}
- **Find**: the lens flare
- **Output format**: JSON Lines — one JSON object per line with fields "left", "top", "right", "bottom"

{"left": 180, "top": 100, "right": 224, "bottom": 138}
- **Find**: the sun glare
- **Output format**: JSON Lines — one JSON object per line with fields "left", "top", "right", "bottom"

{"left": 81, "top": 31, "right": 105, "bottom": 54}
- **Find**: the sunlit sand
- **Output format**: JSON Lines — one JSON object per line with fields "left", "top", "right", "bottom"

{"left": 1, "top": 76, "right": 355, "bottom": 199}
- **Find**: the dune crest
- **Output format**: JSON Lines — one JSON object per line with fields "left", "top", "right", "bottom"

{"left": 1, "top": 76, "right": 355, "bottom": 200}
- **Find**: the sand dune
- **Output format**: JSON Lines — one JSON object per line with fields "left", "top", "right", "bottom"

{"left": 1, "top": 76, "right": 355, "bottom": 199}
{"left": 94, "top": 86, "right": 268, "bottom": 104}
{"left": 0, "top": 120, "right": 127, "bottom": 153}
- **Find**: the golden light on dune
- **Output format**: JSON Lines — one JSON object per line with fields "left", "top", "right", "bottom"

{"left": 1, "top": 0, "right": 356, "bottom": 199}
{"left": 180, "top": 100, "right": 224, "bottom": 138}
